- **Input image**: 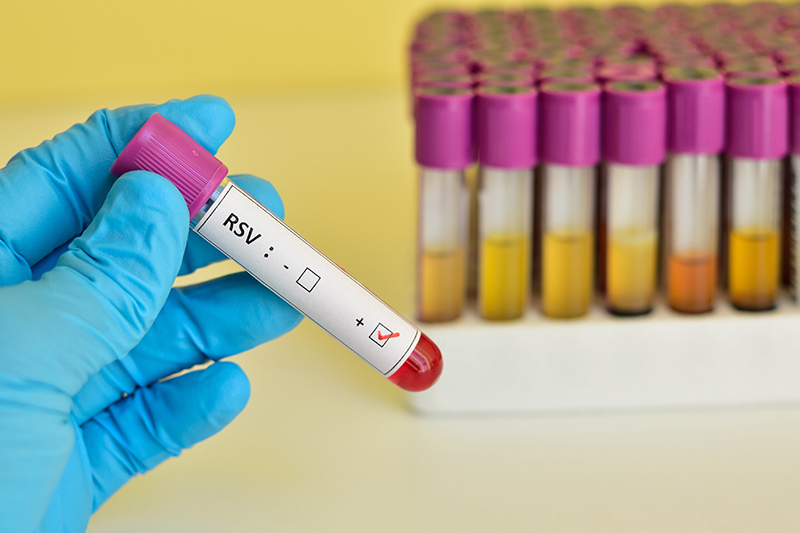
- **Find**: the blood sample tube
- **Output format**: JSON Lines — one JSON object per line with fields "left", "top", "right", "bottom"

{"left": 725, "top": 77, "right": 788, "bottom": 311}
{"left": 602, "top": 81, "right": 666, "bottom": 315}
{"left": 110, "top": 114, "right": 443, "bottom": 392}
{"left": 476, "top": 86, "right": 537, "bottom": 320}
{"left": 414, "top": 87, "right": 473, "bottom": 322}
{"left": 663, "top": 67, "right": 725, "bottom": 314}
{"left": 539, "top": 82, "right": 601, "bottom": 318}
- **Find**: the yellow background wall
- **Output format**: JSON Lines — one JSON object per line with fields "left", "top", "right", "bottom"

{"left": 0, "top": 0, "right": 701, "bottom": 105}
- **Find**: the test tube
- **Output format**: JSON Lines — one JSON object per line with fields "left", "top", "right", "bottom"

{"left": 603, "top": 81, "right": 666, "bottom": 315}
{"left": 789, "top": 77, "right": 800, "bottom": 300}
{"left": 664, "top": 67, "right": 725, "bottom": 314}
{"left": 725, "top": 77, "right": 788, "bottom": 311}
{"left": 539, "top": 82, "right": 601, "bottom": 318}
{"left": 111, "top": 114, "right": 443, "bottom": 392}
{"left": 476, "top": 86, "right": 537, "bottom": 320}
{"left": 415, "top": 87, "right": 473, "bottom": 322}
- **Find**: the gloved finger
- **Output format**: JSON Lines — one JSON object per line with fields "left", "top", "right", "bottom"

{"left": 0, "top": 389, "right": 77, "bottom": 533}
{"left": 82, "top": 361, "right": 250, "bottom": 509}
{"left": 179, "top": 174, "right": 287, "bottom": 275}
{"left": 0, "top": 95, "right": 234, "bottom": 286}
{"left": 30, "top": 240, "right": 70, "bottom": 280}
{"left": 35, "top": 418, "right": 93, "bottom": 533}
{"left": 0, "top": 171, "right": 187, "bottom": 396}
{"left": 29, "top": 174, "right": 288, "bottom": 280}
{"left": 71, "top": 271, "right": 302, "bottom": 425}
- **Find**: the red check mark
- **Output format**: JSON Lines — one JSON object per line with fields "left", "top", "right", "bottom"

{"left": 377, "top": 331, "right": 400, "bottom": 341}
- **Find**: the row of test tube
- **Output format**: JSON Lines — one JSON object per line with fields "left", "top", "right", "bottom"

{"left": 411, "top": 4, "right": 800, "bottom": 323}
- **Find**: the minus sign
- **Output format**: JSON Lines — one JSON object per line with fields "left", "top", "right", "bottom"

{"left": 284, "top": 265, "right": 289, "bottom": 269}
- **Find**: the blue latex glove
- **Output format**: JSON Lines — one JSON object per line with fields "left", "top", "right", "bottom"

{"left": 0, "top": 96, "right": 303, "bottom": 532}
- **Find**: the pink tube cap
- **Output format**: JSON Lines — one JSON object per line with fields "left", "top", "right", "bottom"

{"left": 539, "top": 82, "right": 601, "bottom": 166}
{"left": 603, "top": 81, "right": 666, "bottom": 166}
{"left": 476, "top": 86, "right": 537, "bottom": 168}
{"left": 415, "top": 87, "right": 474, "bottom": 169}
{"left": 726, "top": 77, "right": 788, "bottom": 159}
{"left": 787, "top": 76, "right": 800, "bottom": 155}
{"left": 664, "top": 67, "right": 725, "bottom": 154}
{"left": 110, "top": 113, "right": 228, "bottom": 219}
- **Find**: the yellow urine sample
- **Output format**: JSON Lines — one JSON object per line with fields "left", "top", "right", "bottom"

{"left": 607, "top": 228, "right": 657, "bottom": 315}
{"left": 479, "top": 233, "right": 529, "bottom": 320}
{"left": 542, "top": 229, "right": 594, "bottom": 318}
{"left": 729, "top": 227, "right": 779, "bottom": 311}
{"left": 418, "top": 247, "right": 465, "bottom": 322}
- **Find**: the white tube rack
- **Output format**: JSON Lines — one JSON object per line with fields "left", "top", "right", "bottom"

{"left": 406, "top": 295, "right": 800, "bottom": 415}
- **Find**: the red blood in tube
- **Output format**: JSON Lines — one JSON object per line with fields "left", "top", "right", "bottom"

{"left": 388, "top": 333, "right": 443, "bottom": 391}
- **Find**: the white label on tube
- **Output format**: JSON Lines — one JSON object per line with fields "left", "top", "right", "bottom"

{"left": 194, "top": 182, "right": 419, "bottom": 376}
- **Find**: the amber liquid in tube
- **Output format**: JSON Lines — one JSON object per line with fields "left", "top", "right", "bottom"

{"left": 542, "top": 230, "right": 593, "bottom": 317}
{"left": 420, "top": 248, "right": 465, "bottom": 321}
{"left": 607, "top": 229, "right": 657, "bottom": 313}
{"left": 605, "top": 163, "right": 659, "bottom": 315}
{"left": 479, "top": 234, "right": 529, "bottom": 319}
{"left": 729, "top": 228, "right": 779, "bottom": 310}
{"left": 418, "top": 167, "right": 467, "bottom": 322}
{"left": 541, "top": 165, "right": 595, "bottom": 318}
{"left": 728, "top": 158, "right": 781, "bottom": 311}
{"left": 478, "top": 167, "right": 533, "bottom": 320}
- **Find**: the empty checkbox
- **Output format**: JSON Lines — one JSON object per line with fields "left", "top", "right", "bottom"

{"left": 296, "top": 268, "right": 320, "bottom": 292}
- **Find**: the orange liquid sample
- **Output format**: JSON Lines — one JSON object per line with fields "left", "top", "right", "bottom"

{"left": 729, "top": 228, "right": 779, "bottom": 311}
{"left": 418, "top": 247, "right": 465, "bottom": 322}
{"left": 667, "top": 253, "right": 717, "bottom": 313}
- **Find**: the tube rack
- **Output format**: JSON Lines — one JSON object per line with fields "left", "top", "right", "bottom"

{"left": 406, "top": 3, "right": 800, "bottom": 414}
{"left": 408, "top": 295, "right": 800, "bottom": 414}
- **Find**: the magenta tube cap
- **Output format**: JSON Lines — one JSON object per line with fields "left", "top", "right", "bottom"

{"left": 415, "top": 87, "right": 474, "bottom": 169}
{"left": 110, "top": 113, "right": 228, "bottom": 219}
{"left": 787, "top": 76, "right": 800, "bottom": 155}
{"left": 539, "top": 82, "right": 601, "bottom": 166}
{"left": 726, "top": 77, "right": 788, "bottom": 159}
{"left": 476, "top": 86, "right": 537, "bottom": 168}
{"left": 603, "top": 81, "right": 666, "bottom": 166}
{"left": 664, "top": 66, "right": 725, "bottom": 154}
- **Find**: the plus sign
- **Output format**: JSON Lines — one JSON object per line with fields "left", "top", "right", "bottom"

{"left": 356, "top": 318, "right": 365, "bottom": 327}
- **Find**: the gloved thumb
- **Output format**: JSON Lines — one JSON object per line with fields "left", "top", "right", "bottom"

{"left": 0, "top": 170, "right": 188, "bottom": 398}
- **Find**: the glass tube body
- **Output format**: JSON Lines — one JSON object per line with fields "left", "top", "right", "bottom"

{"left": 605, "top": 163, "right": 660, "bottom": 315}
{"left": 417, "top": 167, "right": 468, "bottom": 322}
{"left": 727, "top": 157, "right": 782, "bottom": 311}
{"left": 792, "top": 156, "right": 800, "bottom": 301}
{"left": 664, "top": 154, "right": 720, "bottom": 313}
{"left": 540, "top": 164, "right": 595, "bottom": 318}
{"left": 478, "top": 166, "right": 533, "bottom": 320}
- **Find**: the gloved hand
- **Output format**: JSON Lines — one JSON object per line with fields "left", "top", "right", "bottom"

{"left": 0, "top": 96, "right": 303, "bottom": 532}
